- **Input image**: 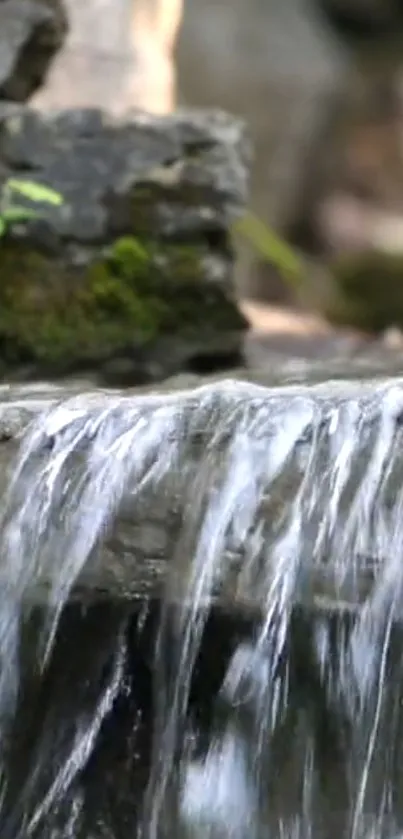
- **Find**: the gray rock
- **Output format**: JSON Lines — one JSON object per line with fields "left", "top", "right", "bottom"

{"left": 0, "top": 0, "right": 67, "bottom": 102}
{"left": 0, "top": 105, "right": 249, "bottom": 383}
{"left": 0, "top": 106, "right": 249, "bottom": 237}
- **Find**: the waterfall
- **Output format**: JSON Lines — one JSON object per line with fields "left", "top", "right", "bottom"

{"left": 0, "top": 378, "right": 403, "bottom": 837}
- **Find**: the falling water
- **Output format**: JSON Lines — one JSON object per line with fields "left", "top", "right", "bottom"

{"left": 1, "top": 378, "right": 403, "bottom": 837}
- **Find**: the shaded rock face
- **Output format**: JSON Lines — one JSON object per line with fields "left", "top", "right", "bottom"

{"left": 0, "top": 106, "right": 249, "bottom": 384}
{"left": 319, "top": 0, "right": 403, "bottom": 37}
{"left": 291, "top": 51, "right": 403, "bottom": 257}
{"left": 0, "top": 0, "right": 67, "bottom": 102}
{"left": 286, "top": 48, "right": 403, "bottom": 332}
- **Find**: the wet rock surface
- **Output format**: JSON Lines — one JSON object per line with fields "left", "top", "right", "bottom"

{"left": 0, "top": 0, "right": 67, "bottom": 102}
{"left": 0, "top": 105, "right": 249, "bottom": 383}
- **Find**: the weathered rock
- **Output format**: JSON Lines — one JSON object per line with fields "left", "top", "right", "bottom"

{"left": 0, "top": 0, "right": 67, "bottom": 102}
{"left": 0, "top": 105, "right": 249, "bottom": 383}
{"left": 0, "top": 376, "right": 402, "bottom": 616}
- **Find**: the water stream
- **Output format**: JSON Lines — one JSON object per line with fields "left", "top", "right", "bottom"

{"left": 0, "top": 377, "right": 403, "bottom": 838}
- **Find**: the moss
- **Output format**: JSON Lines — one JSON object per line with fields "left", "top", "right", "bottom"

{"left": 326, "top": 251, "right": 403, "bottom": 333}
{"left": 0, "top": 235, "right": 245, "bottom": 372}
{"left": 104, "top": 236, "right": 206, "bottom": 285}
{"left": 106, "top": 235, "right": 151, "bottom": 278}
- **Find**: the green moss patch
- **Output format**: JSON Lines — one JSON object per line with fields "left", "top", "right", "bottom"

{"left": 326, "top": 251, "right": 403, "bottom": 333}
{"left": 0, "top": 236, "right": 246, "bottom": 372}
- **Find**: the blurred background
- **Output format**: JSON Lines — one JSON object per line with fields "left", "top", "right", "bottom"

{"left": 32, "top": 0, "right": 403, "bottom": 334}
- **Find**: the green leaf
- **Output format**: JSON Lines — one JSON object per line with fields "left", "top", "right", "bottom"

{"left": 234, "top": 211, "right": 303, "bottom": 291}
{"left": 2, "top": 207, "right": 41, "bottom": 223}
{"left": 5, "top": 179, "right": 63, "bottom": 206}
{"left": 0, "top": 218, "right": 6, "bottom": 238}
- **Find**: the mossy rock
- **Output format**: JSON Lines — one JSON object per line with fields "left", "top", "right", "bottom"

{"left": 326, "top": 250, "right": 403, "bottom": 333}
{"left": 0, "top": 235, "right": 247, "bottom": 377}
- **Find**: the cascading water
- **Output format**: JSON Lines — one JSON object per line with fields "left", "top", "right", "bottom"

{"left": 0, "top": 378, "right": 403, "bottom": 838}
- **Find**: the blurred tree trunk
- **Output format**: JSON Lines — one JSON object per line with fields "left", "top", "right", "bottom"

{"left": 176, "top": 0, "right": 349, "bottom": 300}
{"left": 32, "top": 0, "right": 183, "bottom": 113}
